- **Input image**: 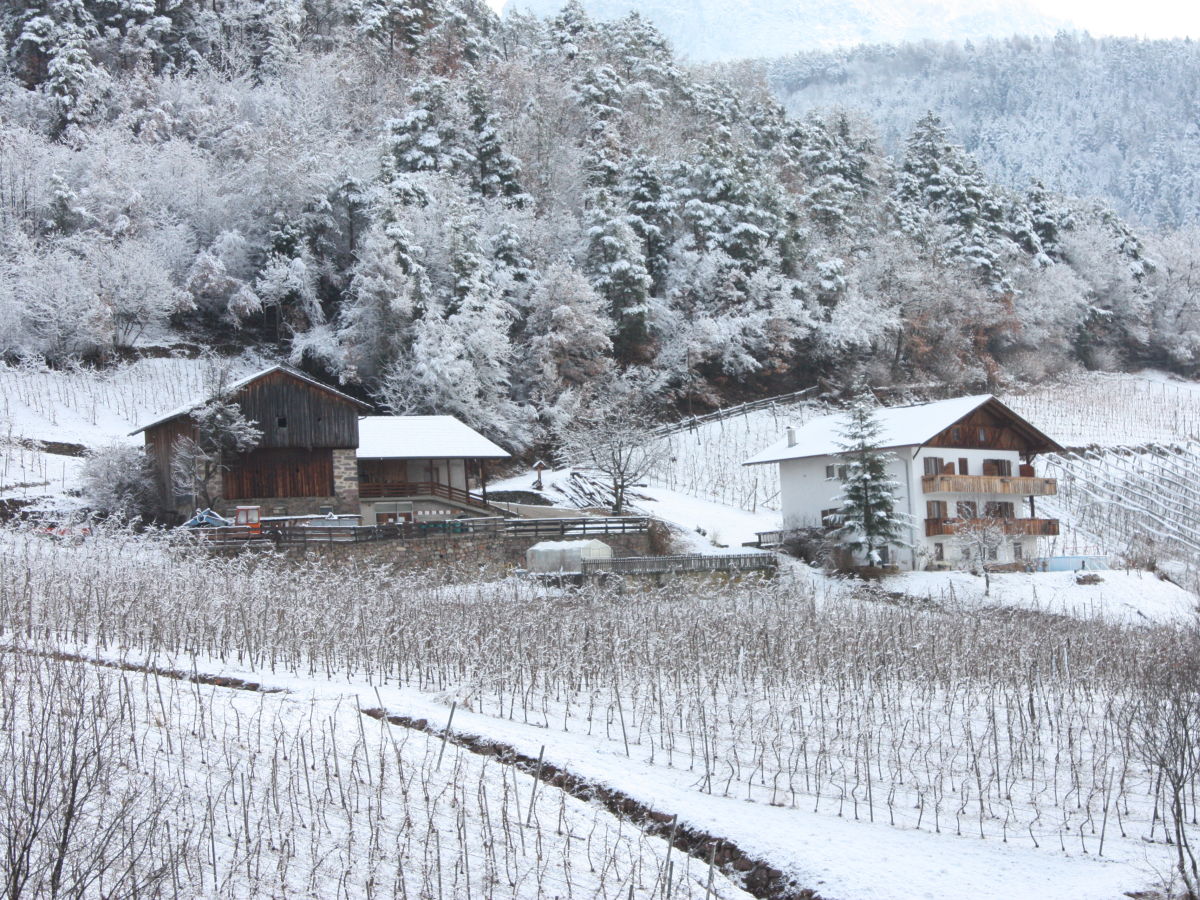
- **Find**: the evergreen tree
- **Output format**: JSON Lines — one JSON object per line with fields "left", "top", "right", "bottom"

{"left": 831, "top": 392, "right": 907, "bottom": 566}
{"left": 465, "top": 83, "right": 528, "bottom": 205}
{"left": 585, "top": 193, "right": 651, "bottom": 362}
{"left": 622, "top": 154, "right": 672, "bottom": 294}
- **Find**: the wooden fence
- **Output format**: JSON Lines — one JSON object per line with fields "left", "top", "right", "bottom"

{"left": 191, "top": 516, "right": 651, "bottom": 547}
{"left": 581, "top": 553, "right": 777, "bottom": 576}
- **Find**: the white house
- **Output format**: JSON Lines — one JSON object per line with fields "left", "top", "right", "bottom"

{"left": 744, "top": 395, "right": 1064, "bottom": 570}
{"left": 356, "top": 416, "right": 510, "bottom": 523}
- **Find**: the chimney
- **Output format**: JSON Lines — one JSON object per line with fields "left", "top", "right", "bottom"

{"left": 786, "top": 426, "right": 797, "bottom": 448}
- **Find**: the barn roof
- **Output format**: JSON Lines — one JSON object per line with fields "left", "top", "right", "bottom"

{"left": 130, "top": 365, "right": 370, "bottom": 435}
{"left": 744, "top": 395, "right": 1063, "bottom": 465}
{"left": 357, "top": 416, "right": 511, "bottom": 460}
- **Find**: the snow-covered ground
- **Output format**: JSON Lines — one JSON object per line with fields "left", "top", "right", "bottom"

{"left": 0, "top": 354, "right": 266, "bottom": 500}
{"left": 894, "top": 567, "right": 1197, "bottom": 624}
{"left": 2, "top": 520, "right": 1184, "bottom": 900}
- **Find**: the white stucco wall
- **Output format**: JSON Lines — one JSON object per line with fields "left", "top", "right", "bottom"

{"left": 776, "top": 445, "right": 1042, "bottom": 571}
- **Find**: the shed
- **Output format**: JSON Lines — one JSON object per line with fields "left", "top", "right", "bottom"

{"left": 526, "top": 539, "right": 613, "bottom": 573}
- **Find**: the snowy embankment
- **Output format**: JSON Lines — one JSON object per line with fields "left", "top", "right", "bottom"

{"left": 490, "top": 468, "right": 783, "bottom": 552}
{"left": 0, "top": 354, "right": 263, "bottom": 501}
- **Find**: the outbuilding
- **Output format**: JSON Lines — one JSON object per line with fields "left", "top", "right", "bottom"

{"left": 525, "top": 539, "right": 613, "bottom": 573}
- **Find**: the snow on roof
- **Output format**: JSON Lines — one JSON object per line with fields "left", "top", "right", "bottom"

{"left": 744, "top": 395, "right": 997, "bottom": 465}
{"left": 131, "top": 365, "right": 369, "bottom": 434}
{"left": 357, "top": 416, "right": 511, "bottom": 460}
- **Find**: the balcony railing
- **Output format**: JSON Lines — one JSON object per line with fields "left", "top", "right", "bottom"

{"left": 925, "top": 517, "right": 1060, "bottom": 537}
{"left": 358, "top": 480, "right": 489, "bottom": 509}
{"left": 922, "top": 474, "right": 1057, "bottom": 496}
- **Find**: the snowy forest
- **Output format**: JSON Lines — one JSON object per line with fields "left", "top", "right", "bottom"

{"left": 2, "top": 0, "right": 1199, "bottom": 449}
{"left": 768, "top": 33, "right": 1200, "bottom": 228}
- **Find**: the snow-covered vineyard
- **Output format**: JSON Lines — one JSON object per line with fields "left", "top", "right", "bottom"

{"left": 1, "top": 528, "right": 1198, "bottom": 900}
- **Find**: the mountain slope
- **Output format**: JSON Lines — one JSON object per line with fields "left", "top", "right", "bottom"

{"left": 768, "top": 33, "right": 1200, "bottom": 227}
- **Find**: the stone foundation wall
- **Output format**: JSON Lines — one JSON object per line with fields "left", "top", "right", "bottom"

{"left": 293, "top": 532, "right": 656, "bottom": 575}
{"left": 332, "top": 449, "right": 359, "bottom": 512}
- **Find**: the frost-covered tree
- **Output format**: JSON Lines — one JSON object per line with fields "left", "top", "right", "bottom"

{"left": 81, "top": 443, "right": 158, "bottom": 519}
{"left": 830, "top": 392, "right": 906, "bottom": 567}
{"left": 585, "top": 196, "right": 652, "bottom": 362}
{"left": 556, "top": 375, "right": 662, "bottom": 515}
{"left": 170, "top": 397, "right": 263, "bottom": 510}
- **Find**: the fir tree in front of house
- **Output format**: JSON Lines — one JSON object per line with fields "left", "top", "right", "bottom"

{"left": 832, "top": 393, "right": 907, "bottom": 567}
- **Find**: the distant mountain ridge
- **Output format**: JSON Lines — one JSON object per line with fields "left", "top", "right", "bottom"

{"left": 501, "top": 0, "right": 1069, "bottom": 61}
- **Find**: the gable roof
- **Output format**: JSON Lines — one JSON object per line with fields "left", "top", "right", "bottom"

{"left": 357, "top": 416, "right": 511, "bottom": 460}
{"left": 131, "top": 365, "right": 371, "bottom": 435}
{"left": 744, "top": 395, "right": 1062, "bottom": 465}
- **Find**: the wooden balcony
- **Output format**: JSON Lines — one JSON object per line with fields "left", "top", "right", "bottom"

{"left": 925, "top": 517, "right": 1060, "bottom": 538}
{"left": 922, "top": 474, "right": 1057, "bottom": 496}
{"left": 359, "top": 480, "right": 489, "bottom": 509}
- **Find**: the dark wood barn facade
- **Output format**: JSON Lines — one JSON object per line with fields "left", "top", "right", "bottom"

{"left": 134, "top": 366, "right": 370, "bottom": 518}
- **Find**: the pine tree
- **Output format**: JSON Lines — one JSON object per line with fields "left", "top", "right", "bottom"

{"left": 585, "top": 193, "right": 651, "bottom": 362}
{"left": 622, "top": 154, "right": 672, "bottom": 294}
{"left": 465, "top": 83, "right": 528, "bottom": 205}
{"left": 831, "top": 392, "right": 907, "bottom": 567}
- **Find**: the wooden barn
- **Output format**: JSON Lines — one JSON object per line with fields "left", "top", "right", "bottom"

{"left": 133, "top": 365, "right": 371, "bottom": 519}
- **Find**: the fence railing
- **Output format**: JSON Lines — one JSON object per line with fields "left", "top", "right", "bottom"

{"left": 191, "top": 516, "right": 651, "bottom": 547}
{"left": 358, "top": 480, "right": 494, "bottom": 510}
{"left": 651, "top": 387, "right": 819, "bottom": 437}
{"left": 752, "top": 529, "right": 804, "bottom": 548}
{"left": 581, "top": 553, "right": 777, "bottom": 575}
{"left": 921, "top": 474, "right": 1058, "bottom": 496}
{"left": 924, "top": 517, "right": 1061, "bottom": 538}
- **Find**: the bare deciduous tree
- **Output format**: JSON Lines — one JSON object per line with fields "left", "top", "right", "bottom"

{"left": 951, "top": 517, "right": 1008, "bottom": 595}
{"left": 557, "top": 379, "right": 664, "bottom": 515}
{"left": 170, "top": 397, "right": 262, "bottom": 510}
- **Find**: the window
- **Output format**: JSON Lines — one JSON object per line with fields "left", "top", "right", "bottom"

{"left": 984, "top": 458, "right": 1012, "bottom": 476}
{"left": 950, "top": 427, "right": 961, "bottom": 442}
{"left": 277, "top": 416, "right": 288, "bottom": 429}
{"left": 956, "top": 500, "right": 977, "bottom": 520}
{"left": 933, "top": 542, "right": 945, "bottom": 561}
{"left": 877, "top": 546, "right": 890, "bottom": 565}
{"left": 984, "top": 501, "right": 1015, "bottom": 519}
{"left": 987, "top": 546, "right": 998, "bottom": 561}
{"left": 820, "top": 508, "right": 840, "bottom": 528}
{"left": 924, "top": 457, "right": 945, "bottom": 476}
{"left": 825, "top": 464, "right": 836, "bottom": 479}
{"left": 978, "top": 427, "right": 988, "bottom": 444}
{"left": 926, "top": 500, "right": 948, "bottom": 519}
{"left": 1012, "top": 542, "right": 1024, "bottom": 561}
{"left": 958, "top": 458, "right": 969, "bottom": 475}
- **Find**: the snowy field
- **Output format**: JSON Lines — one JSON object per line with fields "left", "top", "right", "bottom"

{"left": 4, "top": 526, "right": 1199, "bottom": 900}
{"left": 894, "top": 568, "right": 1197, "bottom": 624}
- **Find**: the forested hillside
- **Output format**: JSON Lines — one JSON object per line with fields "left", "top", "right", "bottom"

{"left": 2, "top": 1, "right": 1197, "bottom": 450}
{"left": 768, "top": 33, "right": 1200, "bottom": 228}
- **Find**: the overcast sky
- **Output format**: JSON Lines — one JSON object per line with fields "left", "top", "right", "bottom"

{"left": 487, "top": 0, "right": 1200, "bottom": 39}
{"left": 1039, "top": 0, "right": 1200, "bottom": 38}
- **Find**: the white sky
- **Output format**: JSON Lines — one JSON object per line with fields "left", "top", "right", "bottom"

{"left": 487, "top": 0, "right": 1200, "bottom": 40}
{"left": 1037, "top": 0, "right": 1200, "bottom": 39}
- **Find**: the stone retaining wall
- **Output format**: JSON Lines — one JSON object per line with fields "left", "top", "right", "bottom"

{"left": 292, "top": 531, "right": 658, "bottom": 574}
